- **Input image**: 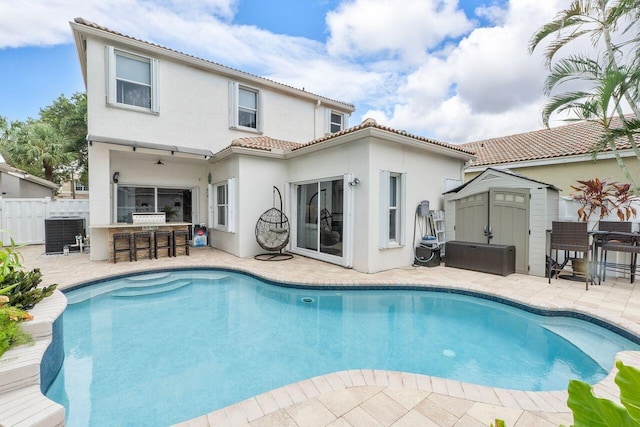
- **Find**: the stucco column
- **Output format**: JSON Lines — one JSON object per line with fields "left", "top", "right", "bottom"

{"left": 88, "top": 142, "right": 111, "bottom": 260}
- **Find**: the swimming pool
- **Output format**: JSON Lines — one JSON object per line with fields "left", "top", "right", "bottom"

{"left": 47, "top": 269, "right": 640, "bottom": 426}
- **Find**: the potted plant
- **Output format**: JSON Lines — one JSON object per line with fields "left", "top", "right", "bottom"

{"left": 569, "top": 179, "right": 638, "bottom": 275}
{"left": 571, "top": 178, "right": 638, "bottom": 227}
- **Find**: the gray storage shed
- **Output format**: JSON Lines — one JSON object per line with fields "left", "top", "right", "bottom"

{"left": 443, "top": 168, "right": 560, "bottom": 277}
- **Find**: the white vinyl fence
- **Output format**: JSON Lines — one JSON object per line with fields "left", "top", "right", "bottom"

{"left": 0, "top": 197, "right": 90, "bottom": 245}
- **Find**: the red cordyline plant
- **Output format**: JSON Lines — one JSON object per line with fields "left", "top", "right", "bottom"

{"left": 571, "top": 178, "right": 638, "bottom": 223}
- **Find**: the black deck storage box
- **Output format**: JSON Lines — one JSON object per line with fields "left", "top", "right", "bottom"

{"left": 445, "top": 241, "right": 515, "bottom": 276}
{"left": 45, "top": 217, "right": 86, "bottom": 254}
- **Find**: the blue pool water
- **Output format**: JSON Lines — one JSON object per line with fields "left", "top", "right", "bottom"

{"left": 47, "top": 270, "right": 640, "bottom": 426}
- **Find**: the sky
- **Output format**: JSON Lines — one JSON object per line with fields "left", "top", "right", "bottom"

{"left": 0, "top": 0, "right": 574, "bottom": 144}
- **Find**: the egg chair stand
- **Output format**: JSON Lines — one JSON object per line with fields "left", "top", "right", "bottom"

{"left": 254, "top": 186, "right": 293, "bottom": 261}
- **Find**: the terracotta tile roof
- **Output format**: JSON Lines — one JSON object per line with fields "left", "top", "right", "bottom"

{"left": 229, "top": 136, "right": 301, "bottom": 152}
{"left": 292, "top": 118, "right": 475, "bottom": 155}
{"left": 463, "top": 117, "right": 639, "bottom": 167}
{"left": 72, "top": 18, "right": 354, "bottom": 110}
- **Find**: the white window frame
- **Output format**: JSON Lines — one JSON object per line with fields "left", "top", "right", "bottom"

{"left": 325, "top": 110, "right": 347, "bottom": 134}
{"left": 213, "top": 178, "right": 235, "bottom": 232}
{"left": 379, "top": 170, "right": 406, "bottom": 249}
{"left": 106, "top": 46, "right": 159, "bottom": 113}
{"left": 229, "top": 82, "right": 263, "bottom": 132}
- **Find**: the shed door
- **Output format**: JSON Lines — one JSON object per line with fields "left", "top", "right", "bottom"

{"left": 455, "top": 192, "right": 488, "bottom": 243}
{"left": 489, "top": 188, "right": 529, "bottom": 274}
{"left": 454, "top": 188, "right": 530, "bottom": 274}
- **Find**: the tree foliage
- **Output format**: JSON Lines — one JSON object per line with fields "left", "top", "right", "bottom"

{"left": 0, "top": 93, "right": 87, "bottom": 186}
{"left": 530, "top": 0, "right": 640, "bottom": 191}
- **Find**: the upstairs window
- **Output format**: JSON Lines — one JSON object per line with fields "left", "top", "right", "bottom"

{"left": 326, "top": 110, "right": 347, "bottom": 134}
{"left": 107, "top": 47, "right": 159, "bottom": 113}
{"left": 229, "top": 82, "right": 262, "bottom": 132}
{"left": 330, "top": 112, "right": 344, "bottom": 133}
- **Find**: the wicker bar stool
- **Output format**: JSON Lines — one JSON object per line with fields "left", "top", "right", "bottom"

{"left": 154, "top": 230, "right": 173, "bottom": 258}
{"left": 597, "top": 221, "right": 633, "bottom": 282}
{"left": 133, "top": 231, "right": 153, "bottom": 261}
{"left": 172, "top": 229, "right": 190, "bottom": 256}
{"left": 113, "top": 232, "right": 133, "bottom": 263}
{"left": 548, "top": 221, "right": 592, "bottom": 290}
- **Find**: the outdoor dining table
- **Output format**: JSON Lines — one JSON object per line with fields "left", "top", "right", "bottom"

{"left": 589, "top": 230, "right": 640, "bottom": 284}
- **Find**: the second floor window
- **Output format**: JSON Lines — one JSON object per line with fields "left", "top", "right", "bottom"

{"left": 107, "top": 47, "right": 159, "bottom": 113}
{"left": 330, "top": 112, "right": 344, "bottom": 133}
{"left": 238, "top": 87, "right": 258, "bottom": 129}
{"left": 229, "top": 82, "right": 262, "bottom": 132}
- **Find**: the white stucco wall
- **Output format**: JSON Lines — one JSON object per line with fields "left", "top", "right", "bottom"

{"left": 367, "top": 138, "right": 466, "bottom": 273}
{"left": 283, "top": 134, "right": 467, "bottom": 274}
{"left": 84, "top": 38, "right": 349, "bottom": 151}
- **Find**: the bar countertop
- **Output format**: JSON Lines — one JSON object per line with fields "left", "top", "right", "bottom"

{"left": 90, "top": 222, "right": 192, "bottom": 229}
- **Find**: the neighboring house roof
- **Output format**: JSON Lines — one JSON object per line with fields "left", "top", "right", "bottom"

{"left": 0, "top": 163, "right": 59, "bottom": 190}
{"left": 463, "top": 117, "right": 639, "bottom": 168}
{"left": 71, "top": 18, "right": 354, "bottom": 112}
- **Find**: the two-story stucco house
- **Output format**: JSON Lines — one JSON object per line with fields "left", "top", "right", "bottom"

{"left": 71, "top": 18, "right": 474, "bottom": 273}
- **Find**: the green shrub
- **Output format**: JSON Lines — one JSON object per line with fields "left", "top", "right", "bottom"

{"left": 0, "top": 234, "right": 56, "bottom": 357}
{"left": 565, "top": 360, "right": 640, "bottom": 426}
{"left": 1, "top": 268, "right": 56, "bottom": 310}
{"left": 0, "top": 296, "right": 33, "bottom": 357}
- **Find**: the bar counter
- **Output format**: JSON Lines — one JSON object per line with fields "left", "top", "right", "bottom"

{"left": 90, "top": 222, "right": 191, "bottom": 261}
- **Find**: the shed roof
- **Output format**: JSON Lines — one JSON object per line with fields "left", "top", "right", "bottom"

{"left": 444, "top": 167, "right": 560, "bottom": 195}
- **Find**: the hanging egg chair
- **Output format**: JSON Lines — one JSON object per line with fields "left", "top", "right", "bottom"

{"left": 254, "top": 187, "right": 293, "bottom": 261}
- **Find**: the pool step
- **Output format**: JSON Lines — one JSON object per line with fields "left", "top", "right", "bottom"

{"left": 542, "top": 321, "right": 628, "bottom": 370}
{"left": 66, "top": 272, "right": 229, "bottom": 304}
{"left": 110, "top": 280, "right": 192, "bottom": 297}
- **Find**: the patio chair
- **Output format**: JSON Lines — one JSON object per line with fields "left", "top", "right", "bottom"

{"left": 600, "top": 226, "right": 639, "bottom": 283}
{"left": 597, "top": 221, "right": 633, "bottom": 281}
{"left": 548, "top": 221, "right": 592, "bottom": 290}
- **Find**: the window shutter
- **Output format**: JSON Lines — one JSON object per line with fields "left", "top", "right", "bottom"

{"left": 379, "top": 170, "right": 390, "bottom": 249}
{"left": 324, "top": 109, "right": 331, "bottom": 134}
{"left": 399, "top": 172, "right": 406, "bottom": 246}
{"left": 256, "top": 90, "right": 264, "bottom": 133}
{"left": 106, "top": 46, "right": 116, "bottom": 106}
{"left": 207, "top": 184, "right": 214, "bottom": 229}
{"left": 151, "top": 58, "right": 160, "bottom": 113}
{"left": 227, "top": 178, "right": 236, "bottom": 233}
{"left": 228, "top": 82, "right": 238, "bottom": 128}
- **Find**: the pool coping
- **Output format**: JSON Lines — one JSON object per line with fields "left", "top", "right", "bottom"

{"left": 4, "top": 262, "right": 640, "bottom": 426}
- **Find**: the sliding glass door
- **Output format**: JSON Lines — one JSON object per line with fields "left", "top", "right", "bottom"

{"left": 296, "top": 178, "right": 344, "bottom": 257}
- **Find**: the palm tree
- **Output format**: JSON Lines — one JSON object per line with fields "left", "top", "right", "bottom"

{"left": 2, "top": 121, "right": 75, "bottom": 182}
{"left": 529, "top": 0, "right": 640, "bottom": 189}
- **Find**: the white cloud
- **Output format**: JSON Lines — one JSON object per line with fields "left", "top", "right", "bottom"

{"left": 326, "top": 0, "right": 474, "bottom": 64}
{"left": 0, "top": 0, "right": 581, "bottom": 144}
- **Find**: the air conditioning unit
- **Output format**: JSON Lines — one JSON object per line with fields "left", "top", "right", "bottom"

{"left": 45, "top": 217, "right": 86, "bottom": 254}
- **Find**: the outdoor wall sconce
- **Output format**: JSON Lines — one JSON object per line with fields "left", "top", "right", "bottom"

{"left": 112, "top": 172, "right": 119, "bottom": 183}
{"left": 349, "top": 177, "right": 361, "bottom": 186}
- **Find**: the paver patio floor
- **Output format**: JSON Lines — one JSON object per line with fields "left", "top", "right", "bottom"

{"left": 21, "top": 245, "right": 640, "bottom": 427}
